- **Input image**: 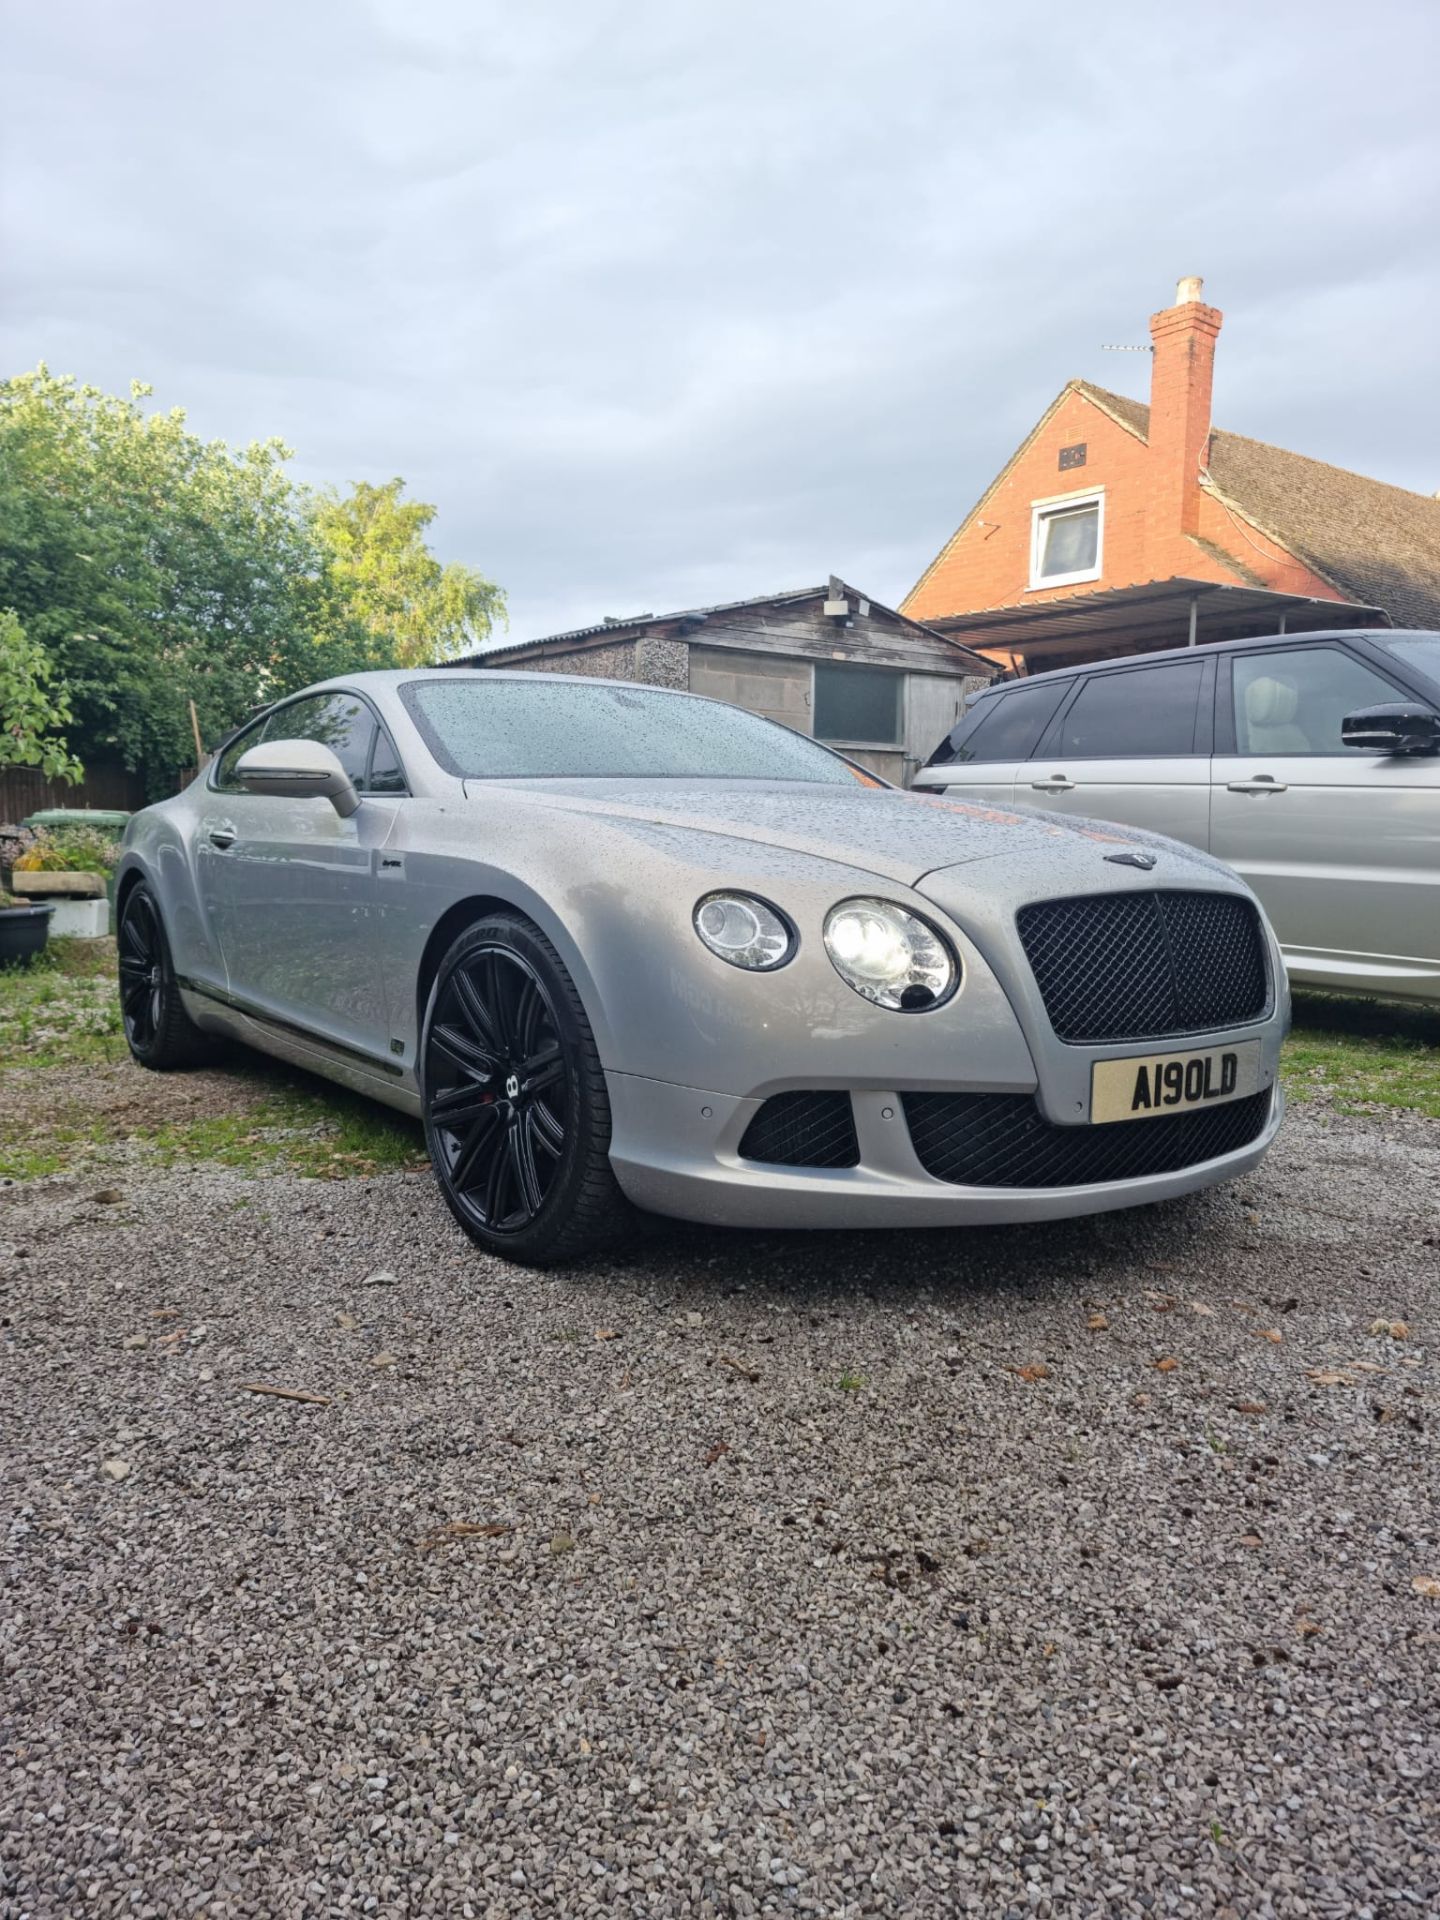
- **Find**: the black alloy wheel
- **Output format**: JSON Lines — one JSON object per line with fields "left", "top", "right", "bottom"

{"left": 420, "top": 914, "right": 630, "bottom": 1265}
{"left": 117, "top": 883, "right": 213, "bottom": 1069}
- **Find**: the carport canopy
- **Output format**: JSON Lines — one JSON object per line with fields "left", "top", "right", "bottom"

{"left": 925, "top": 579, "right": 1389, "bottom": 675}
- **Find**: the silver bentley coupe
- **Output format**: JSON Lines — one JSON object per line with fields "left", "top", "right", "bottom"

{"left": 115, "top": 671, "right": 1289, "bottom": 1264}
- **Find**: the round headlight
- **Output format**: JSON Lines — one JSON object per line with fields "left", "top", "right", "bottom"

{"left": 823, "top": 898, "right": 958, "bottom": 1011}
{"left": 694, "top": 892, "right": 794, "bottom": 970}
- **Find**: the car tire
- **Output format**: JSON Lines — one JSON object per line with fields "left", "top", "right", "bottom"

{"left": 117, "top": 882, "right": 216, "bottom": 1070}
{"left": 420, "top": 913, "right": 633, "bottom": 1267}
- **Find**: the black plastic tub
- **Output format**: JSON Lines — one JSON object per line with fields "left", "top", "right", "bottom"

{"left": 0, "top": 903, "right": 54, "bottom": 965}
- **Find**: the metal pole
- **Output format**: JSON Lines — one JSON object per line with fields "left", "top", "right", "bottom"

{"left": 1277, "top": 612, "right": 1288, "bottom": 634}
{"left": 1187, "top": 595, "right": 1198, "bottom": 647}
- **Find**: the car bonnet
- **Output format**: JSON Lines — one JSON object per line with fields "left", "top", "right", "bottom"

{"left": 459, "top": 777, "right": 1191, "bottom": 889}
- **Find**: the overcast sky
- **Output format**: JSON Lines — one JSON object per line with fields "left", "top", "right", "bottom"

{"left": 4, "top": 0, "right": 1438, "bottom": 643}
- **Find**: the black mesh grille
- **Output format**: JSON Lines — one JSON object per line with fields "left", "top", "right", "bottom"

{"left": 904, "top": 1087, "right": 1272, "bottom": 1189}
{"left": 738, "top": 1092, "right": 860, "bottom": 1168}
{"left": 1017, "top": 890, "right": 1268, "bottom": 1043}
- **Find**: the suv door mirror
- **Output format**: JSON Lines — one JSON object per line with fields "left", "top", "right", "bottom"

{"left": 1340, "top": 702, "right": 1440, "bottom": 755}
{"left": 235, "top": 738, "right": 361, "bottom": 816}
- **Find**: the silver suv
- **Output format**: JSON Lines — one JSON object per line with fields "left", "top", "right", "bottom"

{"left": 913, "top": 628, "right": 1440, "bottom": 1005}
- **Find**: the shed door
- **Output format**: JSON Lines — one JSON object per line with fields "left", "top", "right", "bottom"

{"left": 903, "top": 676, "right": 970, "bottom": 789}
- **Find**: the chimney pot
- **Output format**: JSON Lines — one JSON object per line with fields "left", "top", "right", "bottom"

{"left": 1175, "top": 275, "right": 1204, "bottom": 304}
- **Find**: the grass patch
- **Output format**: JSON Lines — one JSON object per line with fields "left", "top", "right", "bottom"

{"left": 0, "top": 934, "right": 427, "bottom": 1181}
{"left": 1283, "top": 993, "right": 1440, "bottom": 1121}
{"left": 0, "top": 1071, "right": 427, "bottom": 1184}
{"left": 147, "top": 1089, "right": 427, "bottom": 1179}
{"left": 0, "top": 936, "right": 127, "bottom": 1067}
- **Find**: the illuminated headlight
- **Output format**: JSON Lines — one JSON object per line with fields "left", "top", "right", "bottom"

{"left": 694, "top": 893, "right": 795, "bottom": 970}
{"left": 823, "top": 898, "right": 958, "bottom": 1011}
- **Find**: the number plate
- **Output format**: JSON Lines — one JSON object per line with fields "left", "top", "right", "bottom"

{"left": 1090, "top": 1040, "right": 1263, "bottom": 1125}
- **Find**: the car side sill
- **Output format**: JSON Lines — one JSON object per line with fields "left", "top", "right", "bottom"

{"left": 175, "top": 974, "right": 406, "bottom": 1078}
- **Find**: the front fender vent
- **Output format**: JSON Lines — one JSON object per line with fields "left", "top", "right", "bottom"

{"left": 738, "top": 1092, "right": 860, "bottom": 1168}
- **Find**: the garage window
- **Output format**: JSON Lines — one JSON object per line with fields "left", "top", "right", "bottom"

{"left": 813, "top": 663, "right": 902, "bottom": 745}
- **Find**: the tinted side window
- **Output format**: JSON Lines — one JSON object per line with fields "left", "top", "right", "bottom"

{"left": 366, "top": 728, "right": 408, "bottom": 794}
{"left": 1232, "top": 647, "right": 1402, "bottom": 755}
{"left": 266, "top": 692, "right": 375, "bottom": 786}
{"left": 1056, "top": 662, "right": 1204, "bottom": 759}
{"left": 213, "top": 715, "right": 268, "bottom": 792}
{"left": 943, "top": 680, "right": 1070, "bottom": 764}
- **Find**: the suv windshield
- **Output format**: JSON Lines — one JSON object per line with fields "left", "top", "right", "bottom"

{"left": 402, "top": 677, "right": 867, "bottom": 784}
{"left": 1372, "top": 632, "right": 1440, "bottom": 696}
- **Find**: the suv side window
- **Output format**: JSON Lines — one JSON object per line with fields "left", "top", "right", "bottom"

{"left": 1055, "top": 660, "right": 1204, "bottom": 759}
{"left": 937, "top": 680, "right": 1071, "bottom": 765}
{"left": 1231, "top": 647, "right": 1404, "bottom": 756}
{"left": 264, "top": 692, "right": 375, "bottom": 787}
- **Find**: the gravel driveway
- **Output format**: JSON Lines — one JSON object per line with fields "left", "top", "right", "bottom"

{"left": 2, "top": 1087, "right": 1437, "bottom": 1918}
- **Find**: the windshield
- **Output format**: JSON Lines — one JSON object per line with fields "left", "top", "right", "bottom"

{"left": 1372, "top": 632, "right": 1440, "bottom": 696}
{"left": 402, "top": 677, "right": 869, "bottom": 784}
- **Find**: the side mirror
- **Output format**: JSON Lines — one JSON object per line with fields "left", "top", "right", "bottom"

{"left": 1341, "top": 702, "right": 1440, "bottom": 756}
{"left": 235, "top": 738, "right": 361, "bottom": 817}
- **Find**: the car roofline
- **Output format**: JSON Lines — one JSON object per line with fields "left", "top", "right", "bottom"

{"left": 978, "top": 626, "right": 1431, "bottom": 693}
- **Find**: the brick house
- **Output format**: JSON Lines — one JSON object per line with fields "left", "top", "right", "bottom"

{"left": 902, "top": 277, "right": 1440, "bottom": 674}
{"left": 450, "top": 581, "right": 993, "bottom": 786}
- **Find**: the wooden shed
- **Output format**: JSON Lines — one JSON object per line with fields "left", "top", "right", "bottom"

{"left": 446, "top": 578, "right": 994, "bottom": 786}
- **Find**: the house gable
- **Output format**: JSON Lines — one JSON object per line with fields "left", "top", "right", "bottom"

{"left": 902, "top": 372, "right": 1355, "bottom": 625}
{"left": 902, "top": 381, "right": 1191, "bottom": 622}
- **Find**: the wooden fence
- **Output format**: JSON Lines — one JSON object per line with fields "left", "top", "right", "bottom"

{"left": 0, "top": 759, "right": 150, "bottom": 823}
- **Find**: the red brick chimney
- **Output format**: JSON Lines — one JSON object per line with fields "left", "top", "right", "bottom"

{"left": 1148, "top": 275, "right": 1223, "bottom": 540}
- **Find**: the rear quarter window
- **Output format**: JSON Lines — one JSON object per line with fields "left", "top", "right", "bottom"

{"left": 932, "top": 679, "right": 1071, "bottom": 765}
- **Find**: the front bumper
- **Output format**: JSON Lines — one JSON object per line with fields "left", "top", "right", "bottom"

{"left": 605, "top": 1070, "right": 1285, "bottom": 1229}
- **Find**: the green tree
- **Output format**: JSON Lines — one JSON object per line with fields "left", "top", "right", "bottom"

{"left": 0, "top": 368, "right": 505, "bottom": 792}
{"left": 0, "top": 607, "right": 81, "bottom": 782}
{"left": 0, "top": 366, "right": 335, "bottom": 785}
{"left": 310, "top": 478, "right": 505, "bottom": 666}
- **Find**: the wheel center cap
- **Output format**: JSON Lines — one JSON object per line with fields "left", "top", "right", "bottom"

{"left": 505, "top": 1073, "right": 521, "bottom": 1102}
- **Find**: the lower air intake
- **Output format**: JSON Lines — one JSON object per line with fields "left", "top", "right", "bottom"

{"left": 738, "top": 1092, "right": 860, "bottom": 1168}
{"left": 903, "top": 1087, "right": 1272, "bottom": 1188}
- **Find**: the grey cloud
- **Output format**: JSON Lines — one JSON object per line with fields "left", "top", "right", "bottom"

{"left": 4, "top": 0, "right": 1437, "bottom": 641}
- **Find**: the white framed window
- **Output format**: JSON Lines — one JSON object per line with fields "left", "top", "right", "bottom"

{"left": 1029, "top": 489, "right": 1104, "bottom": 589}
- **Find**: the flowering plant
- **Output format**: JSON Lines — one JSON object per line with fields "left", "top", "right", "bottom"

{"left": 12, "top": 824, "right": 121, "bottom": 875}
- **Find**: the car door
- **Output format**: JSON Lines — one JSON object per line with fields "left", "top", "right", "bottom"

{"left": 1211, "top": 642, "right": 1440, "bottom": 993}
{"left": 201, "top": 690, "right": 401, "bottom": 1060}
{"left": 1012, "top": 656, "right": 1211, "bottom": 845}
{"left": 911, "top": 677, "right": 1072, "bottom": 805}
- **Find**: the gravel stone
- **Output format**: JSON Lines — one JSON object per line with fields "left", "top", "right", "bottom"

{"left": 1, "top": 1090, "right": 1437, "bottom": 1916}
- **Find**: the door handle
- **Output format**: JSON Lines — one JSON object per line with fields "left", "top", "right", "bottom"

{"left": 1226, "top": 778, "right": 1288, "bottom": 795}
{"left": 208, "top": 827, "right": 237, "bottom": 850}
{"left": 1030, "top": 776, "right": 1075, "bottom": 792}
